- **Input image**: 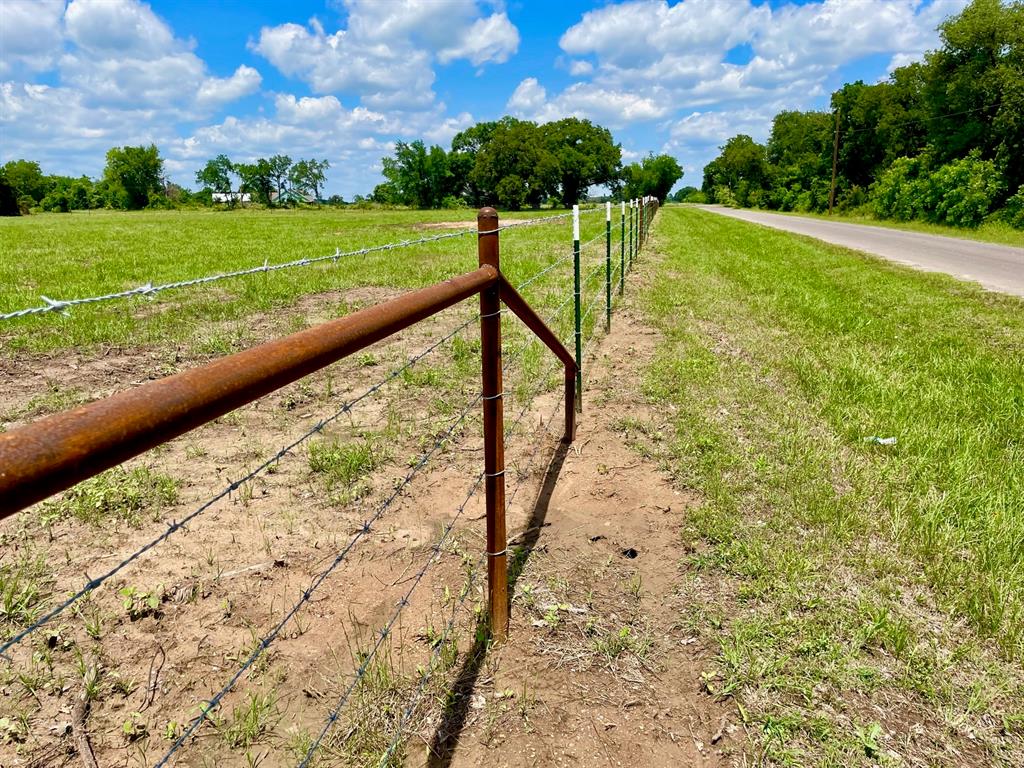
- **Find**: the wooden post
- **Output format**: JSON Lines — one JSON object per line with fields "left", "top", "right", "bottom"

{"left": 477, "top": 207, "right": 508, "bottom": 642}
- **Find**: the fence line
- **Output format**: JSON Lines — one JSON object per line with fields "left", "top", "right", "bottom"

{"left": 377, "top": 364, "right": 572, "bottom": 764}
{"left": 0, "top": 198, "right": 659, "bottom": 765}
{"left": 1, "top": 232, "right": 591, "bottom": 653}
{"left": 0, "top": 209, "right": 603, "bottom": 322}
{"left": 299, "top": 341, "right": 568, "bottom": 767}
{"left": 154, "top": 391, "right": 484, "bottom": 766}
{"left": 368, "top": 254, "right": 627, "bottom": 762}
{"left": 0, "top": 309, "right": 481, "bottom": 656}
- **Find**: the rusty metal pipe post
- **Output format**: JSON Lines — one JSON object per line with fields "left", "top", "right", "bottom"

{"left": 477, "top": 207, "right": 509, "bottom": 643}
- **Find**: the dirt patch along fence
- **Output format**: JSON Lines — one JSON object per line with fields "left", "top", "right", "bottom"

{"left": 0, "top": 198, "right": 659, "bottom": 764}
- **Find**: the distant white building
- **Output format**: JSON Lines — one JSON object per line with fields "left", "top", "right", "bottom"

{"left": 212, "top": 192, "right": 251, "bottom": 204}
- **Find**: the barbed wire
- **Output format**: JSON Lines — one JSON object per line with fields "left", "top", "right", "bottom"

{"left": 0, "top": 229, "right": 483, "bottom": 322}
{"left": 577, "top": 229, "right": 607, "bottom": 252}
{"left": 375, "top": 547, "right": 483, "bottom": 766}
{"left": 302, "top": 330, "right": 570, "bottom": 767}
{"left": 513, "top": 252, "right": 574, "bottom": 292}
{"left": 581, "top": 281, "right": 605, "bottom": 327}
{"left": 376, "top": 237, "right": 639, "bottom": 758}
{"left": 153, "top": 390, "right": 484, "bottom": 767}
{"left": 296, "top": 467, "right": 486, "bottom": 767}
{"left": 377, "top": 353, "right": 570, "bottom": 765}
{"left": 0, "top": 210, "right": 600, "bottom": 322}
{"left": 0, "top": 310, "right": 480, "bottom": 657}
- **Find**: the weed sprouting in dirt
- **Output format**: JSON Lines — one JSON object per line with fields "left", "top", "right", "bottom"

{"left": 222, "top": 692, "right": 278, "bottom": 749}
{"left": 41, "top": 465, "right": 179, "bottom": 528}
{"left": 307, "top": 434, "right": 384, "bottom": 503}
{"left": 0, "top": 552, "right": 51, "bottom": 636}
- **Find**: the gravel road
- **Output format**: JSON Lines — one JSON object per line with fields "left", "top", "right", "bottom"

{"left": 697, "top": 205, "right": 1024, "bottom": 298}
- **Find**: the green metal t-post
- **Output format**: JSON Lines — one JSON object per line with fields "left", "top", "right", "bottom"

{"left": 622, "top": 201, "right": 630, "bottom": 274}
{"left": 572, "top": 204, "right": 582, "bottom": 413}
{"left": 604, "top": 201, "right": 611, "bottom": 332}
{"left": 619, "top": 200, "right": 625, "bottom": 296}
{"left": 640, "top": 197, "right": 645, "bottom": 250}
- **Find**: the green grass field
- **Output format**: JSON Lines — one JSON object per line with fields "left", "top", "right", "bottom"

{"left": 0, "top": 207, "right": 613, "bottom": 355}
{"left": 632, "top": 207, "right": 1023, "bottom": 764}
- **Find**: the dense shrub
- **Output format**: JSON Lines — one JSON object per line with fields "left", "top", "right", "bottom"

{"left": 871, "top": 156, "right": 926, "bottom": 221}
{"left": 40, "top": 188, "right": 71, "bottom": 212}
{"left": 713, "top": 185, "right": 738, "bottom": 207}
{"left": 1002, "top": 186, "right": 1024, "bottom": 229}
{"left": 925, "top": 151, "right": 1003, "bottom": 228}
{"left": 871, "top": 151, "right": 1003, "bottom": 228}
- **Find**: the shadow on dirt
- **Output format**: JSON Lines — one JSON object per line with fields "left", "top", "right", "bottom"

{"left": 425, "top": 440, "right": 569, "bottom": 767}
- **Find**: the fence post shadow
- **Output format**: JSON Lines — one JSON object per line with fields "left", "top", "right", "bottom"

{"left": 425, "top": 439, "right": 570, "bottom": 767}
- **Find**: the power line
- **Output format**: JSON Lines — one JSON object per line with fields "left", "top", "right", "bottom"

{"left": 842, "top": 99, "right": 1021, "bottom": 135}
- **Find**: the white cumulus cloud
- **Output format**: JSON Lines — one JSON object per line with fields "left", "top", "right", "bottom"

{"left": 252, "top": 1, "right": 519, "bottom": 109}
{"left": 0, "top": 0, "right": 65, "bottom": 74}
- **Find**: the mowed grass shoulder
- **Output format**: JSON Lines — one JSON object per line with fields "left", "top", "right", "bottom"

{"left": 631, "top": 208, "right": 1022, "bottom": 763}
{"left": 0, "top": 207, "right": 590, "bottom": 355}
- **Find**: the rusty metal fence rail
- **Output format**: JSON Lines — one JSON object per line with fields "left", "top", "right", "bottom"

{"left": 0, "top": 197, "right": 659, "bottom": 765}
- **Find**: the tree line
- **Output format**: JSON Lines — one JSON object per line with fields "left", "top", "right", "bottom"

{"left": 699, "top": 0, "right": 1023, "bottom": 230}
{"left": 371, "top": 116, "right": 683, "bottom": 210}
{"left": 0, "top": 147, "right": 334, "bottom": 215}
{"left": 1, "top": 117, "right": 684, "bottom": 216}
{"left": 195, "top": 155, "right": 330, "bottom": 206}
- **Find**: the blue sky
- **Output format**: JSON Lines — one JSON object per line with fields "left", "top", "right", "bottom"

{"left": 0, "top": 0, "right": 966, "bottom": 198}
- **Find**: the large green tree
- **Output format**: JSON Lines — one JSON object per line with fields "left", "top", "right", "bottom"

{"left": 470, "top": 118, "right": 560, "bottom": 210}
{"left": 289, "top": 159, "right": 330, "bottom": 200}
{"left": 450, "top": 121, "right": 501, "bottom": 205}
{"left": 195, "top": 155, "right": 236, "bottom": 195}
{"left": 702, "top": 135, "right": 769, "bottom": 206}
{"left": 103, "top": 144, "right": 163, "bottom": 209}
{"left": 381, "top": 140, "right": 456, "bottom": 208}
{"left": 235, "top": 159, "right": 275, "bottom": 205}
{"left": 268, "top": 154, "right": 293, "bottom": 199}
{"left": 622, "top": 154, "right": 683, "bottom": 203}
{"left": 923, "top": 0, "right": 1024, "bottom": 193}
{"left": 542, "top": 118, "right": 622, "bottom": 207}
{"left": 1, "top": 159, "right": 48, "bottom": 203}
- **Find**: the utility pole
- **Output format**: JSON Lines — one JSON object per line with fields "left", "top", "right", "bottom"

{"left": 829, "top": 107, "right": 841, "bottom": 216}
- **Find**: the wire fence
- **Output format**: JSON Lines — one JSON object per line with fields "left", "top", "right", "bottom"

{"left": 0, "top": 198, "right": 658, "bottom": 765}
{"left": 0, "top": 208, "right": 603, "bottom": 322}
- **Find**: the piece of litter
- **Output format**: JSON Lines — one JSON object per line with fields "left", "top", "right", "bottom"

{"left": 863, "top": 436, "right": 897, "bottom": 445}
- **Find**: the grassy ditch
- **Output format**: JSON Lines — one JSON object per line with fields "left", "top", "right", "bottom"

{"left": 629, "top": 207, "right": 1023, "bottom": 765}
